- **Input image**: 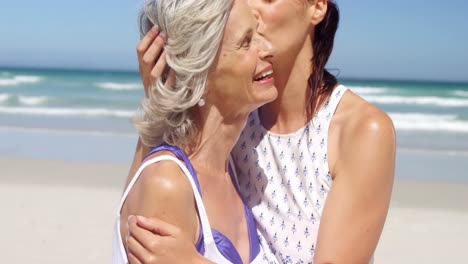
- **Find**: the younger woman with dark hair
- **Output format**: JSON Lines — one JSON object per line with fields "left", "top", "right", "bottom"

{"left": 127, "top": 0, "right": 396, "bottom": 263}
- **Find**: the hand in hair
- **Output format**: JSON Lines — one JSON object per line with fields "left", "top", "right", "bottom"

{"left": 136, "top": 26, "right": 175, "bottom": 98}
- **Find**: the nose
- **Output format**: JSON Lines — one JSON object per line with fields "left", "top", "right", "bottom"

{"left": 254, "top": 34, "right": 273, "bottom": 60}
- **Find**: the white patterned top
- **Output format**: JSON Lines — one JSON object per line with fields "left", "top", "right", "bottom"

{"left": 232, "top": 85, "right": 348, "bottom": 263}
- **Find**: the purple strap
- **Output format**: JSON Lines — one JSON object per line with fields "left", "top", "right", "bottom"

{"left": 143, "top": 143, "right": 202, "bottom": 195}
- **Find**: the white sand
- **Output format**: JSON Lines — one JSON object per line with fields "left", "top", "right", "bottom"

{"left": 1, "top": 157, "right": 467, "bottom": 263}
{"left": 1, "top": 158, "right": 127, "bottom": 263}
{"left": 375, "top": 180, "right": 468, "bottom": 263}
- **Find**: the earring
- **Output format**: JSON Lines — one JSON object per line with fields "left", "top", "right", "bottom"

{"left": 198, "top": 98, "right": 205, "bottom": 107}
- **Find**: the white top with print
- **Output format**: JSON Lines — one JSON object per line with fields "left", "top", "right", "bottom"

{"left": 232, "top": 85, "right": 349, "bottom": 264}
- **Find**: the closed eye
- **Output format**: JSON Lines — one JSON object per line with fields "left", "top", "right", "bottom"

{"left": 241, "top": 35, "right": 252, "bottom": 48}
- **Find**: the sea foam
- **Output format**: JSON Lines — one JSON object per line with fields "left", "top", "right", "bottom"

{"left": 453, "top": 90, "right": 468, "bottom": 98}
{"left": 389, "top": 112, "right": 468, "bottom": 132}
{"left": 18, "top": 96, "right": 50, "bottom": 106}
{"left": 0, "top": 75, "right": 43, "bottom": 86}
{"left": 364, "top": 95, "right": 468, "bottom": 107}
{"left": 349, "top": 86, "right": 388, "bottom": 94}
{"left": 95, "top": 82, "right": 142, "bottom": 91}
{"left": 0, "top": 93, "right": 10, "bottom": 103}
{"left": 0, "top": 106, "right": 134, "bottom": 118}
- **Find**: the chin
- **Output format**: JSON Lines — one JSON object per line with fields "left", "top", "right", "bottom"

{"left": 253, "top": 86, "right": 278, "bottom": 108}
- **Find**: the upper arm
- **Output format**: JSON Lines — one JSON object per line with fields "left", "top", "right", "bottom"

{"left": 314, "top": 108, "right": 396, "bottom": 264}
{"left": 120, "top": 158, "right": 199, "bottom": 248}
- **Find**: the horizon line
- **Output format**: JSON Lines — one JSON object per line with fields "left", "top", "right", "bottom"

{"left": 1, "top": 65, "right": 467, "bottom": 85}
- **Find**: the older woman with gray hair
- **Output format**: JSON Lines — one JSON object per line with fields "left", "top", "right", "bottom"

{"left": 112, "top": 0, "right": 278, "bottom": 263}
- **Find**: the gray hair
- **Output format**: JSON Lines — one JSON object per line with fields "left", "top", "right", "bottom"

{"left": 133, "top": 0, "right": 233, "bottom": 147}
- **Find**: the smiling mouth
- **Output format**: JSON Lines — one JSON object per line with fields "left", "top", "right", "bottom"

{"left": 254, "top": 69, "right": 274, "bottom": 82}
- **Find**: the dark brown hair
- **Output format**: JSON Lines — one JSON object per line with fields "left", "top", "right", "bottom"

{"left": 308, "top": 0, "right": 339, "bottom": 116}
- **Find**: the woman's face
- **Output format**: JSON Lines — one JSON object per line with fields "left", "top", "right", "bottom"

{"left": 206, "top": 0, "right": 277, "bottom": 116}
{"left": 247, "top": 0, "right": 318, "bottom": 66}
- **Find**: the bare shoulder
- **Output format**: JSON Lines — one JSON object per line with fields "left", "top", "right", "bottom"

{"left": 140, "top": 151, "right": 191, "bottom": 192}
{"left": 337, "top": 90, "right": 395, "bottom": 149}
{"left": 127, "top": 150, "right": 195, "bottom": 212}
{"left": 330, "top": 89, "right": 396, "bottom": 180}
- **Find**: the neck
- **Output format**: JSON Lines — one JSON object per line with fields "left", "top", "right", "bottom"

{"left": 188, "top": 107, "right": 247, "bottom": 175}
{"left": 260, "top": 37, "right": 313, "bottom": 134}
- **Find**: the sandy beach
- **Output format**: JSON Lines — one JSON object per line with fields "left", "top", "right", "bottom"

{"left": 1, "top": 158, "right": 129, "bottom": 263}
{"left": 2, "top": 156, "right": 468, "bottom": 264}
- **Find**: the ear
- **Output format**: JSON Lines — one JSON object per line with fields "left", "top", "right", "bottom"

{"left": 309, "top": 0, "right": 328, "bottom": 26}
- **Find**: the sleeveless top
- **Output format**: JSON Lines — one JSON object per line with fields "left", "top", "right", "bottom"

{"left": 231, "top": 85, "right": 373, "bottom": 263}
{"left": 112, "top": 144, "right": 278, "bottom": 264}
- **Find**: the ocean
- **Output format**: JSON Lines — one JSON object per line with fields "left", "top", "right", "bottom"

{"left": 1, "top": 67, "right": 467, "bottom": 182}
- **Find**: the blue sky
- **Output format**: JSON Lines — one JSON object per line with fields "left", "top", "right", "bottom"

{"left": 1, "top": 0, "right": 467, "bottom": 81}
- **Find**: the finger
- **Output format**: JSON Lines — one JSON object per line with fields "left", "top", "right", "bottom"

{"left": 136, "top": 215, "right": 178, "bottom": 237}
{"left": 166, "top": 69, "right": 176, "bottom": 88}
{"left": 150, "top": 51, "right": 168, "bottom": 83}
{"left": 137, "top": 26, "right": 160, "bottom": 59}
{"left": 142, "top": 33, "right": 167, "bottom": 67}
{"left": 127, "top": 250, "right": 143, "bottom": 264}
{"left": 143, "top": 51, "right": 168, "bottom": 97}
{"left": 127, "top": 214, "right": 137, "bottom": 230}
{"left": 129, "top": 216, "right": 165, "bottom": 252}
{"left": 127, "top": 234, "right": 154, "bottom": 264}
